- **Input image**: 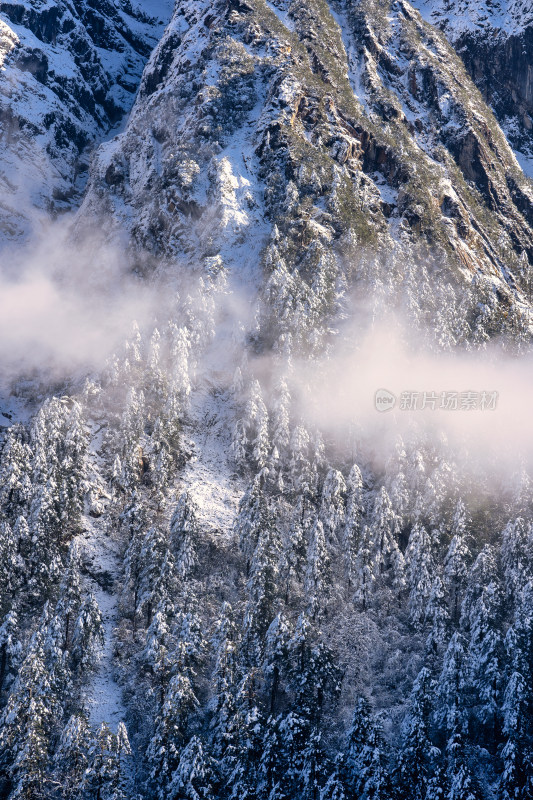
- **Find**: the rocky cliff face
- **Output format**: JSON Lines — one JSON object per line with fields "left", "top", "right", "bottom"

{"left": 0, "top": 0, "right": 173, "bottom": 242}
{"left": 413, "top": 0, "right": 533, "bottom": 179}
{"left": 77, "top": 0, "right": 533, "bottom": 331}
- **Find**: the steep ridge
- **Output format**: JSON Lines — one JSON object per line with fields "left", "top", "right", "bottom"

{"left": 413, "top": 0, "right": 533, "bottom": 178}
{"left": 78, "top": 0, "right": 533, "bottom": 325}
{"left": 0, "top": 0, "right": 173, "bottom": 243}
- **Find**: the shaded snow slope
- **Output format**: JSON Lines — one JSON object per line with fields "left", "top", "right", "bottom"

{"left": 412, "top": 0, "right": 533, "bottom": 38}
{"left": 412, "top": 0, "right": 533, "bottom": 191}
{"left": 177, "top": 382, "right": 243, "bottom": 545}
{"left": 77, "top": 513, "right": 126, "bottom": 733}
{"left": 0, "top": 0, "right": 174, "bottom": 244}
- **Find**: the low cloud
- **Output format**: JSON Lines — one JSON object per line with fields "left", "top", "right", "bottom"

{"left": 0, "top": 220, "right": 163, "bottom": 385}
{"left": 292, "top": 314, "right": 533, "bottom": 480}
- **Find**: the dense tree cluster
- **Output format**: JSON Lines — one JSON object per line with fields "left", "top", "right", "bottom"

{"left": 0, "top": 258, "right": 532, "bottom": 800}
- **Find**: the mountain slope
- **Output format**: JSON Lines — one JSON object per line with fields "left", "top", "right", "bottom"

{"left": 0, "top": 0, "right": 173, "bottom": 242}
{"left": 79, "top": 0, "right": 533, "bottom": 318}
{"left": 1, "top": 2, "right": 533, "bottom": 800}
{"left": 413, "top": 0, "right": 533, "bottom": 178}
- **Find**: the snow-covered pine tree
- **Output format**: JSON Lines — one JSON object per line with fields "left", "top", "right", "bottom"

{"left": 500, "top": 518, "right": 532, "bottom": 607}
{"left": 343, "top": 464, "right": 364, "bottom": 586}
{"left": 56, "top": 540, "right": 83, "bottom": 651}
{"left": 0, "top": 632, "right": 60, "bottom": 800}
{"left": 170, "top": 491, "right": 199, "bottom": 580}
{"left": 0, "top": 610, "right": 20, "bottom": 692}
{"left": 345, "top": 697, "right": 392, "bottom": 800}
{"left": 71, "top": 594, "right": 104, "bottom": 672}
{"left": 234, "top": 474, "right": 271, "bottom": 571}
{"left": 53, "top": 714, "right": 90, "bottom": 799}
{"left": 406, "top": 522, "right": 434, "bottom": 626}
{"left": 319, "top": 469, "right": 346, "bottom": 544}
{"left": 0, "top": 425, "right": 32, "bottom": 521}
{"left": 244, "top": 380, "right": 270, "bottom": 473}
{"left": 305, "top": 519, "right": 330, "bottom": 620}
{"left": 147, "top": 674, "right": 200, "bottom": 799}
{"left": 169, "top": 735, "right": 213, "bottom": 800}
{"left": 443, "top": 500, "right": 471, "bottom": 625}
{"left": 243, "top": 516, "right": 282, "bottom": 663}
{"left": 397, "top": 667, "right": 440, "bottom": 800}
{"left": 320, "top": 755, "right": 347, "bottom": 800}
{"left": 272, "top": 377, "right": 291, "bottom": 458}
{"left": 83, "top": 721, "right": 132, "bottom": 800}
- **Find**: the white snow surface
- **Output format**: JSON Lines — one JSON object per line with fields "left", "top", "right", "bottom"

{"left": 411, "top": 0, "right": 533, "bottom": 38}
{"left": 178, "top": 381, "right": 243, "bottom": 543}
{"left": 76, "top": 512, "right": 126, "bottom": 733}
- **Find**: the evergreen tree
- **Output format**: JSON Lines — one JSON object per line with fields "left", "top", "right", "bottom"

{"left": 0, "top": 632, "right": 59, "bottom": 800}
{"left": 462, "top": 548, "right": 503, "bottom": 744}
{"left": 301, "top": 730, "right": 327, "bottom": 800}
{"left": 437, "top": 633, "right": 467, "bottom": 733}
{"left": 226, "top": 675, "right": 264, "bottom": 800}
{"left": 500, "top": 518, "right": 532, "bottom": 606}
{"left": 169, "top": 323, "right": 192, "bottom": 403}
{"left": 345, "top": 697, "right": 392, "bottom": 800}
{"left": 287, "top": 615, "right": 340, "bottom": 725}
{"left": 443, "top": 500, "right": 471, "bottom": 625}
{"left": 0, "top": 610, "right": 21, "bottom": 691}
{"left": 0, "top": 425, "right": 32, "bottom": 520}
{"left": 280, "top": 495, "right": 312, "bottom": 601}
{"left": 62, "top": 400, "right": 89, "bottom": 528}
{"left": 498, "top": 671, "right": 533, "bottom": 800}
{"left": 353, "top": 525, "right": 375, "bottom": 611}
{"left": 146, "top": 327, "right": 168, "bottom": 409}
{"left": 319, "top": 469, "right": 346, "bottom": 544}
{"left": 289, "top": 425, "right": 314, "bottom": 499}
{"left": 56, "top": 540, "right": 83, "bottom": 651}
{"left": 138, "top": 525, "right": 172, "bottom": 624}
{"left": 170, "top": 736, "right": 213, "bottom": 800}
{"left": 352, "top": 487, "right": 405, "bottom": 606}
{"left": 235, "top": 474, "right": 271, "bottom": 570}
{"left": 263, "top": 612, "right": 291, "bottom": 715}
{"left": 305, "top": 519, "right": 330, "bottom": 619}
{"left": 209, "top": 603, "right": 239, "bottom": 766}
{"left": 406, "top": 522, "right": 434, "bottom": 626}
{"left": 320, "top": 755, "right": 347, "bottom": 800}
{"left": 343, "top": 465, "right": 364, "bottom": 586}
{"left": 0, "top": 520, "right": 21, "bottom": 613}
{"left": 148, "top": 673, "right": 200, "bottom": 799}
{"left": 120, "top": 388, "right": 146, "bottom": 489}
{"left": 244, "top": 518, "right": 282, "bottom": 662}
{"left": 71, "top": 594, "right": 104, "bottom": 672}
{"left": 144, "top": 604, "right": 174, "bottom": 696}
{"left": 245, "top": 381, "right": 270, "bottom": 472}
{"left": 120, "top": 497, "right": 147, "bottom": 627}
{"left": 83, "top": 721, "right": 132, "bottom": 800}
{"left": 369, "top": 487, "right": 405, "bottom": 586}
{"left": 272, "top": 378, "right": 291, "bottom": 457}
{"left": 171, "top": 492, "right": 199, "bottom": 580}
{"left": 397, "top": 668, "right": 440, "bottom": 800}
{"left": 53, "top": 714, "right": 90, "bottom": 799}
{"left": 425, "top": 574, "right": 450, "bottom": 659}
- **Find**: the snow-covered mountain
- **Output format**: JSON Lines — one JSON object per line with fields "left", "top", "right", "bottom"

{"left": 79, "top": 0, "right": 533, "bottom": 295}
{"left": 1, "top": 2, "right": 533, "bottom": 800}
{"left": 0, "top": 0, "right": 173, "bottom": 242}
{"left": 413, "top": 0, "right": 533, "bottom": 177}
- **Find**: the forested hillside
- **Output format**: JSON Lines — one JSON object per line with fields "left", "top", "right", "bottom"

{"left": 0, "top": 0, "right": 533, "bottom": 799}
